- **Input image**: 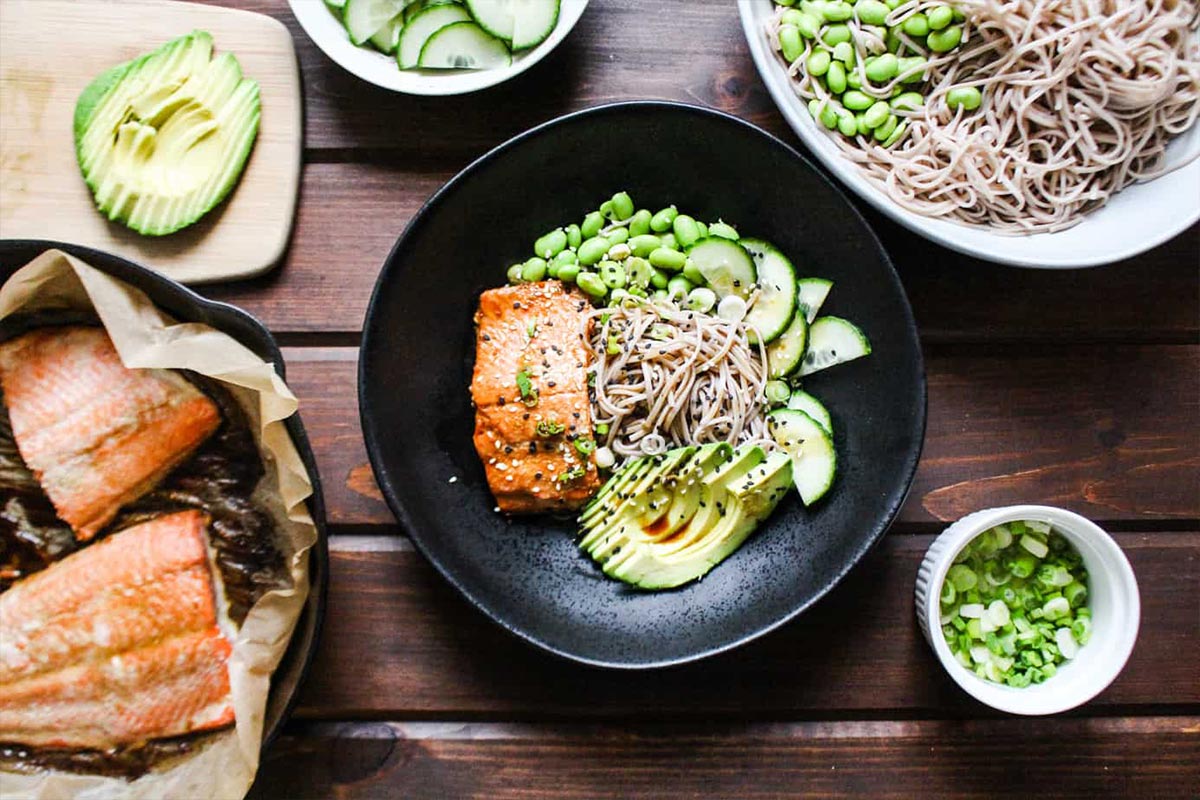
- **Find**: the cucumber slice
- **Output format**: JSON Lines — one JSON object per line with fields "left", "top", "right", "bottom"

{"left": 418, "top": 20, "right": 512, "bottom": 69}
{"left": 765, "top": 307, "right": 808, "bottom": 379}
{"left": 786, "top": 390, "right": 832, "bottom": 435}
{"left": 369, "top": 13, "right": 405, "bottom": 54}
{"left": 685, "top": 237, "right": 757, "bottom": 303}
{"left": 405, "top": 0, "right": 458, "bottom": 23}
{"left": 796, "top": 277, "right": 832, "bottom": 323}
{"left": 799, "top": 316, "right": 872, "bottom": 376}
{"left": 739, "top": 237, "right": 798, "bottom": 345}
{"left": 344, "top": 0, "right": 406, "bottom": 45}
{"left": 768, "top": 409, "right": 836, "bottom": 505}
{"left": 398, "top": 4, "right": 471, "bottom": 67}
{"left": 465, "top": 0, "right": 515, "bottom": 41}
{"left": 512, "top": 0, "right": 560, "bottom": 50}
{"left": 326, "top": 0, "right": 347, "bottom": 15}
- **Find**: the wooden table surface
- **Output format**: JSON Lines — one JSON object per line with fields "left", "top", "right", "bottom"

{"left": 189, "top": 2, "right": 1199, "bottom": 797}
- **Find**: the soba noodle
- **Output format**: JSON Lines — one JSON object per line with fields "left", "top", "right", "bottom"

{"left": 771, "top": 0, "right": 1200, "bottom": 233}
{"left": 585, "top": 298, "right": 774, "bottom": 459}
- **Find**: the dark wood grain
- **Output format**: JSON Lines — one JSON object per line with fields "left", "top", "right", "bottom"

{"left": 289, "top": 532, "right": 1199, "bottom": 718}
{"left": 284, "top": 346, "right": 1200, "bottom": 528}
{"left": 251, "top": 716, "right": 1200, "bottom": 799}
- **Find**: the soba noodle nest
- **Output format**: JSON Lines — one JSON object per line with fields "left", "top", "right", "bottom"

{"left": 585, "top": 298, "right": 774, "bottom": 459}
{"left": 772, "top": 0, "right": 1200, "bottom": 233}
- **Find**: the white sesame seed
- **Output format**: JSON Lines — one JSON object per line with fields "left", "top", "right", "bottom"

{"left": 448, "top": 476, "right": 458, "bottom": 484}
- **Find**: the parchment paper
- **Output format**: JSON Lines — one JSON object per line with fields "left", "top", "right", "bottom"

{"left": 0, "top": 250, "right": 318, "bottom": 800}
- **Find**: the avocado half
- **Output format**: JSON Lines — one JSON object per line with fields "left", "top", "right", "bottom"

{"left": 74, "top": 31, "right": 260, "bottom": 236}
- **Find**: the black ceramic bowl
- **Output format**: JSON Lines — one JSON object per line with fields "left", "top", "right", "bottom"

{"left": 0, "top": 239, "right": 327, "bottom": 749}
{"left": 360, "top": 101, "right": 925, "bottom": 668}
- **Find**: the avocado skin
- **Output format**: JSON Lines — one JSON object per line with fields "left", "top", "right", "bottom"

{"left": 579, "top": 445, "right": 793, "bottom": 590}
{"left": 73, "top": 31, "right": 261, "bottom": 237}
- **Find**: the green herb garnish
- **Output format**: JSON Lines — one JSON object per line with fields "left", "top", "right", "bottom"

{"left": 606, "top": 334, "right": 621, "bottom": 355}
{"left": 573, "top": 437, "right": 595, "bottom": 456}
{"left": 536, "top": 419, "right": 565, "bottom": 437}
{"left": 558, "top": 465, "right": 586, "bottom": 484}
{"left": 516, "top": 369, "right": 538, "bottom": 407}
{"left": 594, "top": 422, "right": 609, "bottom": 436}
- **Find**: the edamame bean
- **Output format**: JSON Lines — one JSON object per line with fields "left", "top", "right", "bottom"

{"left": 885, "top": 0, "right": 902, "bottom": 7}
{"left": 780, "top": 25, "right": 804, "bottom": 62}
{"left": 952, "top": 7, "right": 965, "bottom": 21}
{"left": 846, "top": 69, "right": 862, "bottom": 89}
{"left": 565, "top": 223, "right": 582, "bottom": 249}
{"left": 649, "top": 266, "right": 669, "bottom": 289}
{"left": 837, "top": 109, "right": 858, "bottom": 136}
{"left": 609, "top": 288, "right": 629, "bottom": 303}
{"left": 822, "top": 1, "right": 852, "bottom": 21}
{"left": 855, "top": 0, "right": 889, "bottom": 26}
{"left": 667, "top": 275, "right": 694, "bottom": 298}
{"left": 819, "top": 102, "right": 839, "bottom": 129}
{"left": 629, "top": 209, "right": 652, "bottom": 236}
{"left": 807, "top": 49, "right": 831, "bottom": 77}
{"left": 558, "top": 263, "right": 581, "bottom": 284}
{"left": 927, "top": 4, "right": 953, "bottom": 30}
{"left": 606, "top": 227, "right": 630, "bottom": 246}
{"left": 578, "top": 236, "right": 610, "bottom": 266}
{"left": 882, "top": 120, "right": 907, "bottom": 147}
{"left": 652, "top": 289, "right": 670, "bottom": 302}
{"left": 832, "top": 41, "right": 855, "bottom": 66}
{"left": 686, "top": 287, "right": 717, "bottom": 313}
{"left": 842, "top": 89, "right": 873, "bottom": 110}
{"left": 780, "top": 7, "right": 806, "bottom": 25}
{"left": 873, "top": 113, "right": 899, "bottom": 141}
{"left": 629, "top": 234, "right": 663, "bottom": 257}
{"left": 521, "top": 257, "right": 548, "bottom": 282}
{"left": 650, "top": 206, "right": 677, "bottom": 232}
{"left": 627, "top": 256, "right": 653, "bottom": 288}
{"left": 599, "top": 260, "right": 626, "bottom": 289}
{"left": 507, "top": 264, "right": 524, "bottom": 284}
{"left": 628, "top": 285, "right": 648, "bottom": 299}
{"left": 865, "top": 52, "right": 898, "bottom": 82}
{"left": 576, "top": 271, "right": 607, "bottom": 298}
{"left": 793, "top": 11, "right": 821, "bottom": 38}
{"left": 695, "top": 220, "right": 708, "bottom": 239}
{"left": 599, "top": 200, "right": 614, "bottom": 219}
{"left": 901, "top": 12, "right": 929, "bottom": 37}
{"left": 863, "top": 100, "right": 890, "bottom": 128}
{"left": 823, "top": 23, "right": 851, "bottom": 46}
{"left": 672, "top": 215, "right": 702, "bottom": 248}
{"left": 777, "top": 0, "right": 796, "bottom": 6}
{"left": 890, "top": 90, "right": 924, "bottom": 111}
{"left": 946, "top": 85, "right": 983, "bottom": 111}
{"left": 808, "top": 98, "right": 824, "bottom": 120}
{"left": 856, "top": 112, "right": 872, "bottom": 135}
{"left": 533, "top": 228, "right": 567, "bottom": 258}
{"left": 927, "top": 25, "right": 962, "bottom": 52}
{"left": 610, "top": 191, "right": 634, "bottom": 220}
{"left": 707, "top": 221, "right": 739, "bottom": 240}
{"left": 659, "top": 232, "right": 679, "bottom": 250}
{"left": 553, "top": 249, "right": 578, "bottom": 267}
{"left": 682, "top": 259, "right": 705, "bottom": 285}
{"left": 885, "top": 29, "right": 902, "bottom": 53}
{"left": 581, "top": 211, "right": 604, "bottom": 239}
{"left": 547, "top": 260, "right": 561, "bottom": 279}
{"left": 827, "top": 59, "right": 849, "bottom": 93}
{"left": 649, "top": 247, "right": 687, "bottom": 271}
{"left": 898, "top": 56, "right": 927, "bottom": 83}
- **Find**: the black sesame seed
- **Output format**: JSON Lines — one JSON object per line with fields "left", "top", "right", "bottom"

{"left": 513, "top": 302, "right": 521, "bottom": 309}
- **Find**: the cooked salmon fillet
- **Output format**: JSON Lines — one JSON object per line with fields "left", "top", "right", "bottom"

{"left": 471, "top": 282, "right": 599, "bottom": 513}
{"left": 0, "top": 326, "right": 221, "bottom": 541}
{"left": 0, "top": 510, "right": 234, "bottom": 749}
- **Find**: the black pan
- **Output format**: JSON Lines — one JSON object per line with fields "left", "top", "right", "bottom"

{"left": 0, "top": 239, "right": 327, "bottom": 749}
{"left": 359, "top": 101, "right": 925, "bottom": 668}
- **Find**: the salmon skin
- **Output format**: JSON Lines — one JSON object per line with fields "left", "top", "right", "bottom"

{"left": 0, "top": 509, "right": 234, "bottom": 749}
{"left": 0, "top": 326, "right": 221, "bottom": 541}
{"left": 471, "top": 282, "right": 599, "bottom": 513}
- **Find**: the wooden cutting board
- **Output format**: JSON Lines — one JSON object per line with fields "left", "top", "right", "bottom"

{"left": 0, "top": 0, "right": 302, "bottom": 284}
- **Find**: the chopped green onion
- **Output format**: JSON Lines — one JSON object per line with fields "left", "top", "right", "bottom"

{"left": 594, "top": 422, "right": 610, "bottom": 436}
{"left": 1020, "top": 533, "right": 1049, "bottom": 558}
{"left": 574, "top": 437, "right": 595, "bottom": 456}
{"left": 536, "top": 419, "right": 565, "bottom": 437}
{"left": 947, "top": 564, "right": 978, "bottom": 591}
{"left": 558, "top": 465, "right": 586, "bottom": 484}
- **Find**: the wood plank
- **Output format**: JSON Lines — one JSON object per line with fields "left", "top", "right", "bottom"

{"left": 284, "top": 346, "right": 1200, "bottom": 527}
{"left": 251, "top": 717, "right": 1200, "bottom": 798}
{"left": 204, "top": 163, "right": 1200, "bottom": 339}
{"left": 289, "top": 532, "right": 1199, "bottom": 718}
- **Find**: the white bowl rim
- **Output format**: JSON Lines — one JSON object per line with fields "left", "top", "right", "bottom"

{"left": 920, "top": 504, "right": 1141, "bottom": 715}
{"left": 288, "top": 0, "right": 590, "bottom": 97}
{"left": 738, "top": 0, "right": 1200, "bottom": 269}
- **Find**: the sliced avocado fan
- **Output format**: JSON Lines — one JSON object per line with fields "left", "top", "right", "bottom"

{"left": 74, "top": 31, "right": 260, "bottom": 236}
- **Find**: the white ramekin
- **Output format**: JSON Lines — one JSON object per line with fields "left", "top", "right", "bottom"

{"left": 915, "top": 505, "right": 1141, "bottom": 715}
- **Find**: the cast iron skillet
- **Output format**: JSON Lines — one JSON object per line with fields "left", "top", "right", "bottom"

{"left": 359, "top": 101, "right": 926, "bottom": 669}
{"left": 0, "top": 239, "right": 327, "bottom": 750}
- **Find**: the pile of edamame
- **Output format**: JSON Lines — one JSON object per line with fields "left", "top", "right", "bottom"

{"left": 772, "top": 0, "right": 980, "bottom": 147}
{"left": 506, "top": 191, "right": 737, "bottom": 314}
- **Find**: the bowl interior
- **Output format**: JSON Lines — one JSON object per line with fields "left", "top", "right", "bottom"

{"left": 926, "top": 506, "right": 1140, "bottom": 714}
{"left": 740, "top": 0, "right": 1200, "bottom": 268}
{"left": 359, "top": 102, "right": 926, "bottom": 668}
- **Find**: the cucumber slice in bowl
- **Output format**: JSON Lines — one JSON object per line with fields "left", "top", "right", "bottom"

{"left": 399, "top": 4, "right": 472, "bottom": 68}
{"left": 768, "top": 409, "right": 836, "bottom": 506}
{"left": 512, "top": 0, "right": 560, "bottom": 50}
{"left": 739, "top": 237, "right": 798, "bottom": 345}
{"left": 796, "top": 277, "right": 832, "bottom": 323}
{"left": 685, "top": 237, "right": 757, "bottom": 302}
{"left": 786, "top": 390, "right": 832, "bottom": 435}
{"left": 765, "top": 306, "right": 808, "bottom": 379}
{"left": 419, "top": 21, "right": 512, "bottom": 69}
{"left": 369, "top": 13, "right": 406, "bottom": 54}
{"left": 464, "top": 0, "right": 516, "bottom": 41}
{"left": 344, "top": 0, "right": 406, "bottom": 45}
{"left": 799, "top": 316, "right": 872, "bottom": 377}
